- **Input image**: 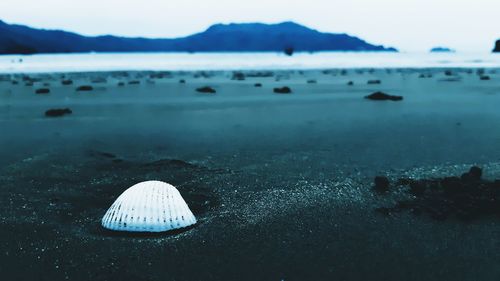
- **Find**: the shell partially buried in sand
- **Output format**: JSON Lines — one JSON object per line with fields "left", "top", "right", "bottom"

{"left": 101, "top": 181, "right": 197, "bottom": 232}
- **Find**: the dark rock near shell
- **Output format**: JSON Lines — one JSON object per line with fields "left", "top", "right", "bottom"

{"left": 373, "top": 176, "right": 390, "bottom": 193}
{"left": 374, "top": 166, "right": 500, "bottom": 221}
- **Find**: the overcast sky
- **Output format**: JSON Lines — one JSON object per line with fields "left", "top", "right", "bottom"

{"left": 0, "top": 0, "right": 498, "bottom": 52}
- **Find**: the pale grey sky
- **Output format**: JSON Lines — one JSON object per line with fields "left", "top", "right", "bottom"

{"left": 0, "top": 0, "right": 498, "bottom": 52}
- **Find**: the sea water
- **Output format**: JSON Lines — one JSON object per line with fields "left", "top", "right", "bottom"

{"left": 0, "top": 52, "right": 499, "bottom": 73}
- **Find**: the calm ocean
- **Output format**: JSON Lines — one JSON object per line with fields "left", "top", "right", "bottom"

{"left": 0, "top": 52, "right": 499, "bottom": 73}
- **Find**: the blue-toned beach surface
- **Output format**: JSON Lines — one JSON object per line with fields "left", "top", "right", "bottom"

{"left": 1, "top": 54, "right": 500, "bottom": 280}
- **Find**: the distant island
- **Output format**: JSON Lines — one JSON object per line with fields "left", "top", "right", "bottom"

{"left": 494, "top": 40, "right": 500, "bottom": 52}
{"left": 0, "top": 20, "right": 397, "bottom": 55}
{"left": 430, "top": 47, "right": 455, "bottom": 53}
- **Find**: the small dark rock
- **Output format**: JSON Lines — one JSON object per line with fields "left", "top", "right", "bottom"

{"left": 365, "top": 91, "right": 403, "bottom": 101}
{"left": 61, "top": 80, "right": 73, "bottom": 85}
{"left": 461, "top": 166, "right": 482, "bottom": 182}
{"left": 480, "top": 75, "right": 491, "bottom": 81}
{"left": 232, "top": 72, "right": 245, "bottom": 81}
{"left": 374, "top": 176, "right": 390, "bottom": 193}
{"left": 284, "top": 47, "right": 294, "bottom": 56}
{"left": 117, "top": 82, "right": 125, "bottom": 86}
{"left": 76, "top": 85, "right": 93, "bottom": 91}
{"left": 254, "top": 83, "right": 262, "bottom": 87}
{"left": 35, "top": 88, "right": 50, "bottom": 94}
{"left": 128, "top": 80, "right": 140, "bottom": 85}
{"left": 367, "top": 80, "right": 381, "bottom": 84}
{"left": 45, "top": 108, "right": 72, "bottom": 117}
{"left": 347, "top": 81, "right": 354, "bottom": 86}
{"left": 469, "top": 166, "right": 483, "bottom": 179}
{"left": 273, "top": 86, "right": 292, "bottom": 94}
{"left": 196, "top": 86, "right": 216, "bottom": 94}
{"left": 179, "top": 79, "right": 186, "bottom": 84}
{"left": 307, "top": 79, "right": 317, "bottom": 84}
{"left": 418, "top": 73, "right": 433, "bottom": 78}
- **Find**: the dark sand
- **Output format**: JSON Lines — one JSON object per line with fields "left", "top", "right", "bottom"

{"left": 1, "top": 68, "right": 500, "bottom": 280}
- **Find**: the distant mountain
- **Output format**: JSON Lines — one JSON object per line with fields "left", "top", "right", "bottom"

{"left": 430, "top": 47, "right": 455, "bottom": 53}
{"left": 494, "top": 40, "right": 500, "bottom": 52}
{"left": 0, "top": 20, "right": 397, "bottom": 54}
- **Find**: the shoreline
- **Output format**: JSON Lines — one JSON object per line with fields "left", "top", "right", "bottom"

{"left": 1, "top": 52, "right": 499, "bottom": 74}
{"left": 0, "top": 66, "right": 499, "bottom": 75}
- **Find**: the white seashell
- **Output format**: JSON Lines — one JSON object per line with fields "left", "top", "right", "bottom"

{"left": 101, "top": 181, "right": 197, "bottom": 232}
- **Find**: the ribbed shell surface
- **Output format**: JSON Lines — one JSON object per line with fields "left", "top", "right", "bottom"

{"left": 101, "top": 181, "right": 197, "bottom": 232}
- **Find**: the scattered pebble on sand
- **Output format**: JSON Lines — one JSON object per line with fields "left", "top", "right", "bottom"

{"left": 196, "top": 86, "right": 216, "bottom": 94}
{"left": 273, "top": 86, "right": 292, "bottom": 94}
{"left": 76, "top": 85, "right": 93, "bottom": 91}
{"left": 45, "top": 108, "right": 72, "bottom": 117}
{"left": 35, "top": 88, "right": 50, "bottom": 94}
{"left": 365, "top": 91, "right": 403, "bottom": 101}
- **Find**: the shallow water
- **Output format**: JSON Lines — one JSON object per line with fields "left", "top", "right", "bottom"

{"left": 0, "top": 52, "right": 499, "bottom": 73}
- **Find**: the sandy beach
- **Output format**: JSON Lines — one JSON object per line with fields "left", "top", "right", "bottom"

{"left": 1, "top": 68, "right": 500, "bottom": 280}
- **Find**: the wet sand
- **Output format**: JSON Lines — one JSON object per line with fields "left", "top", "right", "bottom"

{"left": 1, "top": 68, "right": 500, "bottom": 280}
